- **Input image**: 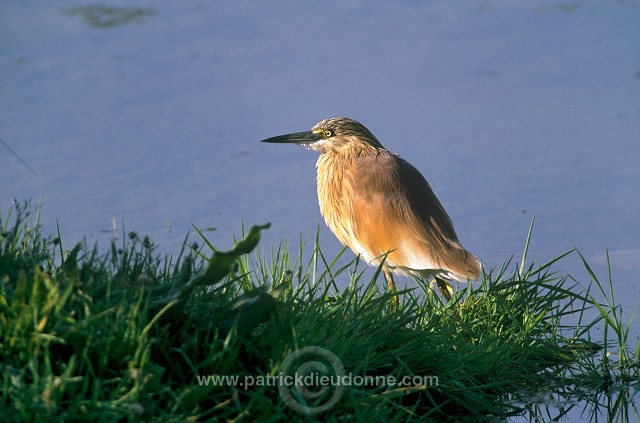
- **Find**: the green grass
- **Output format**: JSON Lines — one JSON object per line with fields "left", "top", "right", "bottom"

{"left": 0, "top": 201, "right": 638, "bottom": 422}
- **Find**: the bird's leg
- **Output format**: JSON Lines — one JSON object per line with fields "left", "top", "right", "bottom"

{"left": 383, "top": 269, "right": 398, "bottom": 311}
{"left": 383, "top": 269, "right": 396, "bottom": 292}
{"left": 434, "top": 277, "right": 454, "bottom": 303}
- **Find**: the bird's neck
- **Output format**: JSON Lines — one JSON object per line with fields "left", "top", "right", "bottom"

{"left": 316, "top": 152, "right": 351, "bottom": 247}
{"left": 320, "top": 141, "right": 380, "bottom": 159}
{"left": 315, "top": 145, "right": 383, "bottom": 247}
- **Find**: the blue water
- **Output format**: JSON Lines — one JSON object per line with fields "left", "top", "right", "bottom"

{"left": 1, "top": 1, "right": 639, "bottom": 419}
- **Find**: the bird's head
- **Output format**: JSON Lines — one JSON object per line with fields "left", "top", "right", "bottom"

{"left": 261, "top": 117, "right": 384, "bottom": 153}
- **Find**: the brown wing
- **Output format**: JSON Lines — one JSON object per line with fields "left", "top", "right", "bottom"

{"left": 347, "top": 152, "right": 479, "bottom": 281}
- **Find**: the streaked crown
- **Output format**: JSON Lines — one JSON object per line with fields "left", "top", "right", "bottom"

{"left": 311, "top": 117, "right": 384, "bottom": 150}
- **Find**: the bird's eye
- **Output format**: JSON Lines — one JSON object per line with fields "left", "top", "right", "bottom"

{"left": 323, "top": 129, "right": 333, "bottom": 138}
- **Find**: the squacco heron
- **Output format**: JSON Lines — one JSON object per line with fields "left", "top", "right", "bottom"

{"left": 261, "top": 117, "right": 480, "bottom": 304}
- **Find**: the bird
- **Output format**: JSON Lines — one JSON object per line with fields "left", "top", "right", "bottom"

{"left": 261, "top": 117, "right": 480, "bottom": 305}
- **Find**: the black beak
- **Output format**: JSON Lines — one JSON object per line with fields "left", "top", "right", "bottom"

{"left": 260, "top": 131, "right": 321, "bottom": 145}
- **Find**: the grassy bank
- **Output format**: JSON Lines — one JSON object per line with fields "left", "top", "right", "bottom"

{"left": 1, "top": 201, "right": 638, "bottom": 421}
